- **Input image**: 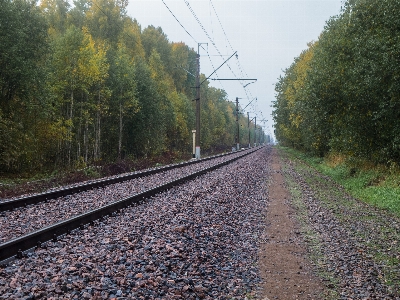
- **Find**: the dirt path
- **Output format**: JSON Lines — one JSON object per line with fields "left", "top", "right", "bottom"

{"left": 259, "top": 148, "right": 325, "bottom": 299}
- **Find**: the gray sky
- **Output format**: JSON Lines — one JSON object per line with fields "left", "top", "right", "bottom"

{"left": 127, "top": 0, "right": 344, "bottom": 137}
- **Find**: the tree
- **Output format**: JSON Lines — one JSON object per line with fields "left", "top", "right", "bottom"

{"left": 49, "top": 25, "right": 109, "bottom": 165}
{"left": 0, "top": 0, "right": 48, "bottom": 108}
{"left": 105, "top": 44, "right": 139, "bottom": 159}
{"left": 0, "top": 0, "right": 49, "bottom": 172}
{"left": 273, "top": 0, "right": 400, "bottom": 164}
{"left": 142, "top": 26, "right": 172, "bottom": 69}
{"left": 40, "top": 0, "right": 70, "bottom": 35}
{"left": 85, "top": 0, "right": 124, "bottom": 46}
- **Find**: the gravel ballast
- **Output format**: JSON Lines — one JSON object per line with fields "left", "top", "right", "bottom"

{"left": 0, "top": 148, "right": 270, "bottom": 299}
{"left": 0, "top": 151, "right": 250, "bottom": 244}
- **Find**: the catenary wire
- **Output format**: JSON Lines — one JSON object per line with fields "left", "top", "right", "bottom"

{"left": 183, "top": 0, "right": 240, "bottom": 82}
{"left": 209, "top": 0, "right": 252, "bottom": 91}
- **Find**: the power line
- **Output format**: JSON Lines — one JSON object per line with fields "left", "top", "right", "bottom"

{"left": 206, "top": 51, "right": 227, "bottom": 93}
{"left": 209, "top": 0, "right": 252, "bottom": 92}
{"left": 159, "top": 1, "right": 224, "bottom": 93}
{"left": 209, "top": 0, "right": 234, "bottom": 53}
{"left": 161, "top": 0, "right": 199, "bottom": 46}
{"left": 183, "top": 0, "right": 240, "bottom": 83}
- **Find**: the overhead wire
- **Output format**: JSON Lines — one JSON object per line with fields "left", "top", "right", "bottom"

{"left": 207, "top": 0, "right": 267, "bottom": 135}
{"left": 161, "top": 0, "right": 199, "bottom": 47}
{"left": 206, "top": 51, "right": 228, "bottom": 94}
{"left": 205, "top": 0, "right": 227, "bottom": 93}
{"left": 161, "top": 1, "right": 259, "bottom": 117}
{"left": 209, "top": 0, "right": 233, "bottom": 55}
{"left": 207, "top": 0, "right": 257, "bottom": 107}
{"left": 160, "top": 1, "right": 265, "bottom": 137}
{"left": 209, "top": 0, "right": 252, "bottom": 90}
{"left": 208, "top": 0, "right": 249, "bottom": 85}
{"left": 159, "top": 0, "right": 226, "bottom": 99}
{"left": 183, "top": 0, "right": 240, "bottom": 85}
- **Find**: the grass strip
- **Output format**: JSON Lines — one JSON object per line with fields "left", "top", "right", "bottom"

{"left": 280, "top": 146, "right": 400, "bottom": 216}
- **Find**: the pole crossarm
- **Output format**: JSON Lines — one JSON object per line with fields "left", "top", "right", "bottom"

{"left": 200, "top": 51, "right": 237, "bottom": 85}
{"left": 209, "top": 78, "right": 258, "bottom": 81}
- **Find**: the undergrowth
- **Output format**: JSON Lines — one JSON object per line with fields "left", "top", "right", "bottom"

{"left": 280, "top": 147, "right": 400, "bottom": 216}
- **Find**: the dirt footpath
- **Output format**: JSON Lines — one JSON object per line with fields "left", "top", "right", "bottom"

{"left": 259, "top": 148, "right": 325, "bottom": 299}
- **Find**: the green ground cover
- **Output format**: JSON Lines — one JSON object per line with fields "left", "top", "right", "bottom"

{"left": 280, "top": 146, "right": 400, "bottom": 216}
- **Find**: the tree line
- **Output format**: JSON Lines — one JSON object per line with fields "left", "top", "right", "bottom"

{"left": 0, "top": 0, "right": 261, "bottom": 173}
{"left": 273, "top": 0, "right": 400, "bottom": 165}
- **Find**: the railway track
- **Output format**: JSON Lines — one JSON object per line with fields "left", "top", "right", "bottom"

{"left": 0, "top": 150, "right": 244, "bottom": 211}
{"left": 0, "top": 147, "right": 261, "bottom": 264}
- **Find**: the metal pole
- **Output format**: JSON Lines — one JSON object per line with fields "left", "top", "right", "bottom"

{"left": 195, "top": 45, "right": 201, "bottom": 159}
{"left": 236, "top": 97, "right": 239, "bottom": 150}
{"left": 247, "top": 112, "right": 250, "bottom": 148}
{"left": 254, "top": 117, "right": 257, "bottom": 147}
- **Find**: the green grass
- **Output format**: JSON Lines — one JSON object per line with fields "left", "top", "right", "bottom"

{"left": 280, "top": 146, "right": 400, "bottom": 216}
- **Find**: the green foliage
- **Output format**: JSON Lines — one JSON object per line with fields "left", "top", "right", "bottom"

{"left": 0, "top": 0, "right": 252, "bottom": 174}
{"left": 273, "top": 0, "right": 400, "bottom": 165}
{"left": 0, "top": 0, "right": 48, "bottom": 106}
{"left": 0, "top": 0, "right": 49, "bottom": 171}
{"left": 282, "top": 146, "right": 400, "bottom": 216}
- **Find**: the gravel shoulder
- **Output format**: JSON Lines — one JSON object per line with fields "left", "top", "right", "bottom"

{"left": 278, "top": 147, "right": 400, "bottom": 299}
{"left": 259, "top": 147, "right": 325, "bottom": 299}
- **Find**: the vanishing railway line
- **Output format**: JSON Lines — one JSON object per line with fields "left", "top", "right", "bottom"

{"left": 0, "top": 147, "right": 260, "bottom": 264}
{"left": 0, "top": 150, "right": 248, "bottom": 211}
{"left": 1, "top": 146, "right": 399, "bottom": 299}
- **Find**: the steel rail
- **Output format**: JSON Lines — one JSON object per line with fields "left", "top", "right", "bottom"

{"left": 0, "top": 150, "right": 242, "bottom": 212}
{"left": 0, "top": 147, "right": 261, "bottom": 263}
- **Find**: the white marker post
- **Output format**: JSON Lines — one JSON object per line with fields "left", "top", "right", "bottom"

{"left": 192, "top": 130, "right": 196, "bottom": 158}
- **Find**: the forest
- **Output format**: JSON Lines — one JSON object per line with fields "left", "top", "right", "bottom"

{"left": 273, "top": 0, "right": 400, "bottom": 166}
{"left": 0, "top": 0, "right": 263, "bottom": 174}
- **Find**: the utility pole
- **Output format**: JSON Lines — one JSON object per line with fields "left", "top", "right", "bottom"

{"left": 241, "top": 97, "right": 256, "bottom": 149}
{"left": 195, "top": 43, "right": 203, "bottom": 159}
{"left": 191, "top": 46, "right": 255, "bottom": 157}
{"left": 247, "top": 112, "right": 251, "bottom": 149}
{"left": 236, "top": 97, "right": 240, "bottom": 150}
{"left": 254, "top": 117, "right": 257, "bottom": 147}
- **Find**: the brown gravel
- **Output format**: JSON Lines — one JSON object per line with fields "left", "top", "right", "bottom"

{"left": 259, "top": 147, "right": 325, "bottom": 299}
{"left": 0, "top": 151, "right": 247, "bottom": 243}
{"left": 0, "top": 148, "right": 270, "bottom": 299}
{"left": 2, "top": 145, "right": 398, "bottom": 299}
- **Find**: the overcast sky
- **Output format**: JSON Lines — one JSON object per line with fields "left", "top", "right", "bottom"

{"left": 126, "top": 0, "right": 344, "bottom": 137}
